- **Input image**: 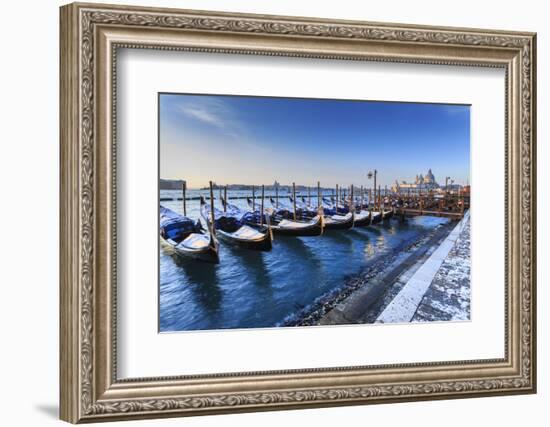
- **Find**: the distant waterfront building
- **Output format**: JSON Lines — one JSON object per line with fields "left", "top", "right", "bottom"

{"left": 160, "top": 179, "right": 185, "bottom": 190}
{"left": 391, "top": 169, "right": 441, "bottom": 194}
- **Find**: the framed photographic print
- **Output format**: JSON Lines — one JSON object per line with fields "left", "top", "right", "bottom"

{"left": 60, "top": 2, "right": 537, "bottom": 423}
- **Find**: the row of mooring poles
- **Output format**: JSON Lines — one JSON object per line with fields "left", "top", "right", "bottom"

{"left": 252, "top": 185, "right": 265, "bottom": 224}
{"left": 189, "top": 170, "right": 474, "bottom": 221}
{"left": 190, "top": 178, "right": 464, "bottom": 221}
{"left": 190, "top": 179, "right": 417, "bottom": 225}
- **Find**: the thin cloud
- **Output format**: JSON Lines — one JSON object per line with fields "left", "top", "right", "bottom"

{"left": 181, "top": 107, "right": 224, "bottom": 127}
{"left": 177, "top": 97, "right": 238, "bottom": 133}
{"left": 165, "top": 95, "right": 272, "bottom": 152}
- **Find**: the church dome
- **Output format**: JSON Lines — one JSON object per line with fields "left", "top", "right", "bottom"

{"left": 424, "top": 169, "right": 435, "bottom": 184}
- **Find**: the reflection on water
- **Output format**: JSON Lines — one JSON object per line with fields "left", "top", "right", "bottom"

{"left": 322, "top": 229, "right": 355, "bottom": 246}
{"left": 224, "top": 247, "right": 272, "bottom": 290}
{"left": 159, "top": 189, "right": 450, "bottom": 332}
{"left": 276, "top": 236, "right": 320, "bottom": 270}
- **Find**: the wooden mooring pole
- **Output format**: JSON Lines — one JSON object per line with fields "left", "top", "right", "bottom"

{"left": 260, "top": 185, "right": 265, "bottom": 226}
{"left": 369, "top": 188, "right": 372, "bottom": 209}
{"left": 182, "top": 180, "right": 187, "bottom": 216}
{"left": 317, "top": 181, "right": 321, "bottom": 213}
{"left": 209, "top": 181, "right": 216, "bottom": 236}
{"left": 292, "top": 182, "right": 297, "bottom": 221}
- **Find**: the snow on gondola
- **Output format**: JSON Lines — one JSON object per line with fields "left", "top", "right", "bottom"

{"left": 200, "top": 189, "right": 272, "bottom": 252}
{"left": 159, "top": 205, "right": 219, "bottom": 263}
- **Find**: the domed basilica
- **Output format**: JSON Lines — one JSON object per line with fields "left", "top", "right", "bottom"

{"left": 391, "top": 169, "right": 440, "bottom": 193}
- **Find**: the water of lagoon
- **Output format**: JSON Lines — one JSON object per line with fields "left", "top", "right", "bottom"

{"left": 159, "top": 189, "right": 449, "bottom": 332}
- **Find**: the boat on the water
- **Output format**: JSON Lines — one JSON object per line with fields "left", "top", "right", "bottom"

{"left": 382, "top": 209, "right": 394, "bottom": 220}
{"left": 323, "top": 211, "right": 355, "bottom": 230}
{"left": 200, "top": 196, "right": 272, "bottom": 251}
{"left": 159, "top": 205, "right": 219, "bottom": 263}
{"left": 244, "top": 197, "right": 323, "bottom": 237}
{"left": 370, "top": 211, "right": 383, "bottom": 224}
{"left": 353, "top": 209, "right": 372, "bottom": 227}
{"left": 269, "top": 197, "right": 317, "bottom": 220}
{"left": 292, "top": 196, "right": 345, "bottom": 217}
{"left": 320, "top": 196, "right": 350, "bottom": 215}
{"left": 313, "top": 195, "right": 356, "bottom": 230}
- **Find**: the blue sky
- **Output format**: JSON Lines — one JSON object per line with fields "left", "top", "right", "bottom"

{"left": 160, "top": 93, "right": 470, "bottom": 189}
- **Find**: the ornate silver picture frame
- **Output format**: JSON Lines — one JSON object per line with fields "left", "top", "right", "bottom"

{"left": 60, "top": 2, "right": 536, "bottom": 423}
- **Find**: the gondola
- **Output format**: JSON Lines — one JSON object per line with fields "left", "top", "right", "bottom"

{"left": 292, "top": 196, "right": 345, "bottom": 217}
{"left": 290, "top": 196, "right": 320, "bottom": 214}
{"left": 344, "top": 196, "right": 372, "bottom": 227}
{"left": 322, "top": 200, "right": 355, "bottom": 230}
{"left": 269, "top": 197, "right": 316, "bottom": 220}
{"left": 370, "top": 211, "right": 383, "bottom": 224}
{"left": 159, "top": 205, "right": 219, "bottom": 263}
{"left": 315, "top": 196, "right": 356, "bottom": 230}
{"left": 293, "top": 195, "right": 354, "bottom": 229}
{"left": 320, "top": 196, "right": 351, "bottom": 215}
{"left": 244, "top": 197, "right": 323, "bottom": 237}
{"left": 382, "top": 208, "right": 394, "bottom": 220}
{"left": 200, "top": 196, "right": 272, "bottom": 251}
{"left": 353, "top": 209, "right": 372, "bottom": 227}
{"left": 323, "top": 211, "right": 355, "bottom": 230}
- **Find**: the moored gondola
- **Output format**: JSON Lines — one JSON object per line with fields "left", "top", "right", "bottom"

{"left": 270, "top": 215, "right": 324, "bottom": 236}
{"left": 317, "top": 184, "right": 356, "bottom": 230}
{"left": 269, "top": 196, "right": 316, "bottom": 220}
{"left": 244, "top": 196, "right": 324, "bottom": 237}
{"left": 370, "top": 211, "right": 383, "bottom": 224}
{"left": 200, "top": 190, "right": 272, "bottom": 251}
{"left": 382, "top": 209, "right": 394, "bottom": 220}
{"left": 353, "top": 210, "right": 372, "bottom": 227}
{"left": 159, "top": 205, "right": 219, "bottom": 263}
{"left": 323, "top": 211, "right": 355, "bottom": 230}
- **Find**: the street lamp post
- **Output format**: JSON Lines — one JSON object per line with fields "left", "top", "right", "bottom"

{"left": 445, "top": 176, "right": 451, "bottom": 194}
{"left": 367, "top": 169, "right": 377, "bottom": 209}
